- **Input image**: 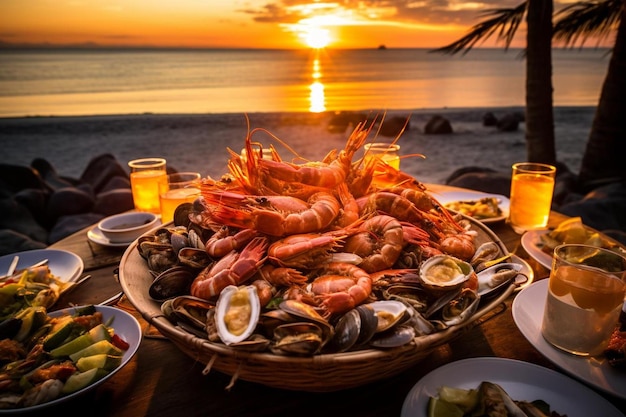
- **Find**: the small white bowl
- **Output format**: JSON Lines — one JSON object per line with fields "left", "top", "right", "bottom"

{"left": 98, "top": 212, "right": 159, "bottom": 243}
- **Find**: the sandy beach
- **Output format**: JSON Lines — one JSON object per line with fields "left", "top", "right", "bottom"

{"left": 0, "top": 106, "right": 595, "bottom": 185}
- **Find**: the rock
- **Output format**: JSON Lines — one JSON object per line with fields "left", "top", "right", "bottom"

{"left": 445, "top": 167, "right": 512, "bottom": 196}
{"left": 49, "top": 213, "right": 104, "bottom": 243}
{"left": 327, "top": 112, "right": 368, "bottom": 134}
{"left": 0, "top": 164, "right": 47, "bottom": 194}
{"left": 557, "top": 182, "right": 626, "bottom": 233}
{"left": 80, "top": 153, "right": 130, "bottom": 193}
{"left": 379, "top": 116, "right": 409, "bottom": 137}
{"left": 46, "top": 187, "right": 95, "bottom": 220}
{"left": 424, "top": 115, "right": 453, "bottom": 135}
{"left": 99, "top": 175, "right": 131, "bottom": 193}
{"left": 0, "top": 154, "right": 136, "bottom": 251}
{"left": 93, "top": 188, "right": 134, "bottom": 216}
{"left": 0, "top": 198, "right": 48, "bottom": 244}
{"left": 14, "top": 188, "right": 49, "bottom": 227}
{"left": 496, "top": 113, "right": 520, "bottom": 132}
{"left": 482, "top": 112, "right": 498, "bottom": 127}
{"left": 0, "top": 229, "right": 47, "bottom": 257}
{"left": 31, "top": 158, "right": 77, "bottom": 190}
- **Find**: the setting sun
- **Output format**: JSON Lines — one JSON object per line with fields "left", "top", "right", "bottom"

{"left": 302, "top": 27, "right": 331, "bottom": 49}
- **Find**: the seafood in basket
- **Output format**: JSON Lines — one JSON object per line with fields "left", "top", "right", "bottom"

{"left": 133, "top": 121, "right": 523, "bottom": 357}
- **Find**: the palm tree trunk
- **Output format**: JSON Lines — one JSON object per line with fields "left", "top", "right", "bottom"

{"left": 525, "top": 0, "right": 557, "bottom": 164}
{"left": 578, "top": 0, "right": 626, "bottom": 190}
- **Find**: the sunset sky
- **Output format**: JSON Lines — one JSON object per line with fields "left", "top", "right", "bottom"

{"left": 1, "top": 0, "right": 589, "bottom": 50}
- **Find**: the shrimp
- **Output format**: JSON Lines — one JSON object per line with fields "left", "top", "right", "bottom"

{"left": 342, "top": 215, "right": 405, "bottom": 273}
{"left": 386, "top": 186, "right": 464, "bottom": 233}
{"left": 202, "top": 191, "right": 341, "bottom": 237}
{"left": 256, "top": 121, "right": 373, "bottom": 189}
{"left": 333, "top": 182, "right": 360, "bottom": 228}
{"left": 258, "top": 264, "right": 309, "bottom": 287}
{"left": 310, "top": 262, "right": 372, "bottom": 316}
{"left": 268, "top": 232, "right": 345, "bottom": 269}
{"left": 356, "top": 191, "right": 445, "bottom": 241}
{"left": 204, "top": 226, "right": 258, "bottom": 258}
{"left": 190, "top": 237, "right": 268, "bottom": 299}
{"left": 438, "top": 231, "right": 477, "bottom": 261}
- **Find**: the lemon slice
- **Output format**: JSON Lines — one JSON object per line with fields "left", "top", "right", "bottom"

{"left": 551, "top": 217, "right": 588, "bottom": 243}
{"left": 427, "top": 397, "right": 464, "bottom": 417}
{"left": 438, "top": 386, "right": 478, "bottom": 412}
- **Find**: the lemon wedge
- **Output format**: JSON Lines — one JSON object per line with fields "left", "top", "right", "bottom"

{"left": 427, "top": 397, "right": 464, "bottom": 417}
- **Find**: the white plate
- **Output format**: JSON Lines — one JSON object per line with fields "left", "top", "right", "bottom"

{"left": 520, "top": 230, "right": 553, "bottom": 269}
{"left": 88, "top": 225, "right": 136, "bottom": 248}
{"left": 512, "top": 279, "right": 626, "bottom": 399}
{"left": 433, "top": 190, "right": 509, "bottom": 224}
{"left": 521, "top": 229, "right": 626, "bottom": 271}
{"left": 0, "top": 249, "right": 83, "bottom": 283}
{"left": 1, "top": 305, "right": 142, "bottom": 414}
{"left": 400, "top": 357, "right": 623, "bottom": 417}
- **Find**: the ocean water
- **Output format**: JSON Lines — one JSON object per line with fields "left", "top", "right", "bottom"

{"left": 0, "top": 48, "right": 609, "bottom": 117}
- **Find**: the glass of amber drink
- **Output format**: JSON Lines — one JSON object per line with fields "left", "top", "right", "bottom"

{"left": 159, "top": 172, "right": 201, "bottom": 224}
{"left": 541, "top": 244, "right": 626, "bottom": 356}
{"left": 508, "top": 162, "right": 556, "bottom": 234}
{"left": 128, "top": 158, "right": 167, "bottom": 214}
{"left": 364, "top": 143, "right": 401, "bottom": 170}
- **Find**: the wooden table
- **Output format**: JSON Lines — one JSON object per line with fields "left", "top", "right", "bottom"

{"left": 15, "top": 187, "right": 626, "bottom": 416}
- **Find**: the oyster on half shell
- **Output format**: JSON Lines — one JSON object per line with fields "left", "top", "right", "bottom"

{"left": 215, "top": 285, "right": 261, "bottom": 345}
{"left": 419, "top": 255, "right": 474, "bottom": 292}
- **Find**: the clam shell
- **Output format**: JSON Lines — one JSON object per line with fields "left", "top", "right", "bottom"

{"left": 215, "top": 285, "right": 261, "bottom": 345}
{"left": 419, "top": 255, "right": 473, "bottom": 292}
{"left": 149, "top": 266, "right": 196, "bottom": 301}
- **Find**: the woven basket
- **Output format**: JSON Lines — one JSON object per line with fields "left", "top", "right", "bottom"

{"left": 119, "top": 218, "right": 514, "bottom": 392}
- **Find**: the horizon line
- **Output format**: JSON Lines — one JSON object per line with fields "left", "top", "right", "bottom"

{"left": 0, "top": 41, "right": 611, "bottom": 52}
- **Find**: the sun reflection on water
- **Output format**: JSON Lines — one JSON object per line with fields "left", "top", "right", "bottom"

{"left": 309, "top": 54, "right": 326, "bottom": 112}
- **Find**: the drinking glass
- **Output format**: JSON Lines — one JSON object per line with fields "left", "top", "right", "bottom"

{"left": 364, "top": 143, "right": 401, "bottom": 170}
{"left": 159, "top": 172, "right": 201, "bottom": 224}
{"left": 128, "top": 158, "right": 167, "bottom": 214}
{"left": 541, "top": 244, "right": 626, "bottom": 356}
{"left": 508, "top": 162, "right": 556, "bottom": 234}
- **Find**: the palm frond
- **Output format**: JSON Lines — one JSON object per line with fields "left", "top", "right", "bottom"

{"left": 553, "top": 0, "right": 622, "bottom": 47}
{"left": 431, "top": 2, "right": 527, "bottom": 55}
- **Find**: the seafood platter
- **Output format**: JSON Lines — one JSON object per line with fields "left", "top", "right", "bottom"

{"left": 119, "top": 121, "right": 527, "bottom": 391}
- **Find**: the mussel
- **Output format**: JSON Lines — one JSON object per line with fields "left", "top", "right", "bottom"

{"left": 271, "top": 322, "right": 325, "bottom": 356}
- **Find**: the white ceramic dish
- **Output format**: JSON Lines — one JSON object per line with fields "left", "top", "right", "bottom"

{"left": 512, "top": 279, "right": 626, "bottom": 399}
{"left": 434, "top": 190, "right": 509, "bottom": 224}
{"left": 521, "top": 229, "right": 626, "bottom": 271}
{"left": 0, "top": 305, "right": 142, "bottom": 414}
{"left": 98, "top": 212, "right": 159, "bottom": 244}
{"left": 400, "top": 357, "right": 624, "bottom": 417}
{"left": 87, "top": 225, "right": 137, "bottom": 248}
{"left": 0, "top": 249, "right": 83, "bottom": 283}
{"left": 520, "top": 230, "right": 554, "bottom": 269}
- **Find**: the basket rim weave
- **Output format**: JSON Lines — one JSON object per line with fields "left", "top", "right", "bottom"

{"left": 119, "top": 217, "right": 514, "bottom": 391}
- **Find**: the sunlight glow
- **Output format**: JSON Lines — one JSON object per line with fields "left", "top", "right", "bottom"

{"left": 303, "top": 27, "right": 331, "bottom": 49}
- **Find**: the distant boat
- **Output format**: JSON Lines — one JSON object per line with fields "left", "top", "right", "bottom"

{"left": 377, "top": 44, "right": 387, "bottom": 50}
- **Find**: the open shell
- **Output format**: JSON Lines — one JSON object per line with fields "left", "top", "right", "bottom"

{"left": 419, "top": 255, "right": 473, "bottom": 292}
{"left": 215, "top": 285, "right": 261, "bottom": 345}
{"left": 476, "top": 262, "right": 524, "bottom": 297}
{"left": 368, "top": 300, "right": 409, "bottom": 333}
